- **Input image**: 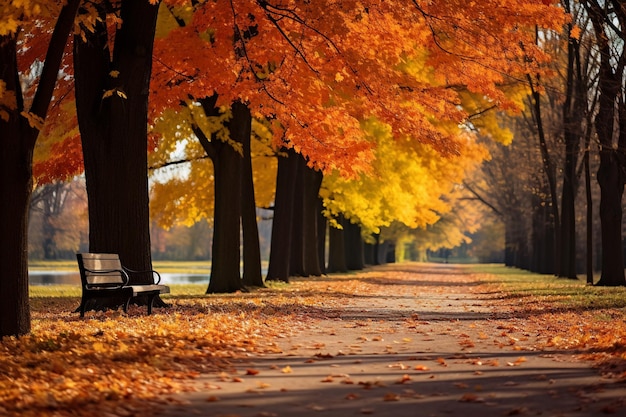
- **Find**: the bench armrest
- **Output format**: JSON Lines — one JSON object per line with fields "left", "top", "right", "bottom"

{"left": 83, "top": 267, "right": 130, "bottom": 288}
{"left": 123, "top": 267, "right": 162, "bottom": 284}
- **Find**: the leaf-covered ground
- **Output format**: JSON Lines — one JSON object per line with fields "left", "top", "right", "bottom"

{"left": 2, "top": 263, "right": 626, "bottom": 417}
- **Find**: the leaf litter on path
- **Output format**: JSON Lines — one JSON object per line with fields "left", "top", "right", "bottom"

{"left": 3, "top": 263, "right": 626, "bottom": 417}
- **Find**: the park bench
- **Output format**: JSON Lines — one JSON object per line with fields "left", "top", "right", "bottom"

{"left": 76, "top": 253, "right": 170, "bottom": 317}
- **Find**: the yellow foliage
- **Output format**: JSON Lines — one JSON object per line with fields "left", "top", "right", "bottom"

{"left": 321, "top": 118, "right": 487, "bottom": 236}
{"left": 150, "top": 107, "right": 276, "bottom": 228}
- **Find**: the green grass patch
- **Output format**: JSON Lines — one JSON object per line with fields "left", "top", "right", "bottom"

{"left": 469, "top": 264, "right": 626, "bottom": 310}
{"left": 28, "top": 260, "right": 216, "bottom": 273}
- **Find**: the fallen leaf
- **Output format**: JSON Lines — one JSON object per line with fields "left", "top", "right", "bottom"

{"left": 459, "top": 393, "right": 485, "bottom": 403}
{"left": 383, "top": 392, "right": 401, "bottom": 401}
{"left": 396, "top": 374, "right": 412, "bottom": 384}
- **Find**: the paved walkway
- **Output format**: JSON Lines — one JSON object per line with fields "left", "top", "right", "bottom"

{"left": 158, "top": 263, "right": 625, "bottom": 417}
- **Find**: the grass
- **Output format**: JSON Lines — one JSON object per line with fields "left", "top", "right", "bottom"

{"left": 28, "top": 259, "right": 215, "bottom": 273}
{"left": 469, "top": 263, "right": 626, "bottom": 310}
{"left": 29, "top": 261, "right": 626, "bottom": 311}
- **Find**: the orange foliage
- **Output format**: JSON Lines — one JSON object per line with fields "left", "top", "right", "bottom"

{"left": 151, "top": 0, "right": 566, "bottom": 175}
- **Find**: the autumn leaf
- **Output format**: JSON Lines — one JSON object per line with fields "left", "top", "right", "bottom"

{"left": 383, "top": 392, "right": 401, "bottom": 401}
{"left": 459, "top": 393, "right": 485, "bottom": 403}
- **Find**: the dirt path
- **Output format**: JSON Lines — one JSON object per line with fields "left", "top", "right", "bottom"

{"left": 158, "top": 263, "right": 625, "bottom": 417}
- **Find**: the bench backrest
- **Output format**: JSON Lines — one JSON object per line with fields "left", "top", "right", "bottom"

{"left": 76, "top": 253, "right": 127, "bottom": 288}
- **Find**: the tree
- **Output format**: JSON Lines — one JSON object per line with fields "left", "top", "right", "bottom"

{"left": 148, "top": 0, "right": 564, "bottom": 286}
{"left": 583, "top": 0, "right": 626, "bottom": 286}
{"left": 0, "top": 0, "right": 80, "bottom": 337}
{"left": 29, "top": 180, "right": 88, "bottom": 259}
{"left": 74, "top": 0, "right": 161, "bottom": 292}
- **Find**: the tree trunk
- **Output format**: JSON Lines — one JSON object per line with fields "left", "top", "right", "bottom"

{"left": 531, "top": 196, "right": 554, "bottom": 274}
{"left": 0, "top": 0, "right": 79, "bottom": 337}
{"left": 0, "top": 103, "right": 32, "bottom": 336}
{"left": 266, "top": 148, "right": 298, "bottom": 282}
{"left": 302, "top": 164, "right": 323, "bottom": 276}
{"left": 238, "top": 103, "right": 264, "bottom": 288}
{"left": 584, "top": 127, "right": 594, "bottom": 284}
{"left": 586, "top": 1, "right": 626, "bottom": 286}
{"left": 193, "top": 100, "right": 245, "bottom": 293}
{"left": 528, "top": 76, "right": 560, "bottom": 274}
{"left": 289, "top": 155, "right": 306, "bottom": 276}
{"left": 559, "top": 8, "right": 582, "bottom": 279}
{"left": 327, "top": 216, "right": 348, "bottom": 273}
{"left": 344, "top": 220, "right": 365, "bottom": 271}
{"left": 75, "top": 0, "right": 157, "bottom": 283}
{"left": 316, "top": 197, "right": 327, "bottom": 273}
{"left": 596, "top": 150, "right": 626, "bottom": 286}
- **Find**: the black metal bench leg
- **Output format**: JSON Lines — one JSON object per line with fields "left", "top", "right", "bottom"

{"left": 147, "top": 293, "right": 157, "bottom": 315}
{"left": 79, "top": 300, "right": 86, "bottom": 318}
{"left": 123, "top": 297, "right": 131, "bottom": 314}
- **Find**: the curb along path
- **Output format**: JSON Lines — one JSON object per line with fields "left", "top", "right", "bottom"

{"left": 158, "top": 263, "right": 625, "bottom": 417}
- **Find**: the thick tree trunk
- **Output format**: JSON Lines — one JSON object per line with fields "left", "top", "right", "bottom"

{"left": 0, "top": 108, "right": 32, "bottom": 336}
{"left": 344, "top": 220, "right": 365, "bottom": 271}
{"left": 194, "top": 101, "right": 245, "bottom": 293}
{"left": 266, "top": 148, "right": 298, "bottom": 282}
{"left": 586, "top": 2, "right": 626, "bottom": 286}
{"left": 238, "top": 103, "right": 264, "bottom": 288}
{"left": 0, "top": 1, "right": 79, "bottom": 336}
{"left": 289, "top": 155, "right": 306, "bottom": 276}
{"left": 327, "top": 216, "right": 348, "bottom": 273}
{"left": 596, "top": 150, "right": 626, "bottom": 286}
{"left": 75, "top": 0, "right": 157, "bottom": 282}
{"left": 302, "top": 164, "right": 323, "bottom": 276}
{"left": 206, "top": 142, "right": 244, "bottom": 292}
{"left": 531, "top": 197, "right": 555, "bottom": 274}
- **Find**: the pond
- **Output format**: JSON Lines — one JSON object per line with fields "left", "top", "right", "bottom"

{"left": 28, "top": 271, "right": 210, "bottom": 286}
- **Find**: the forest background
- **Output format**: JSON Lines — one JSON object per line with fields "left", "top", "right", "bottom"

{"left": 3, "top": 0, "right": 626, "bottom": 338}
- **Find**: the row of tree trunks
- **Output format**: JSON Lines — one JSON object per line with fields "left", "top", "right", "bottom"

{"left": 267, "top": 150, "right": 325, "bottom": 281}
